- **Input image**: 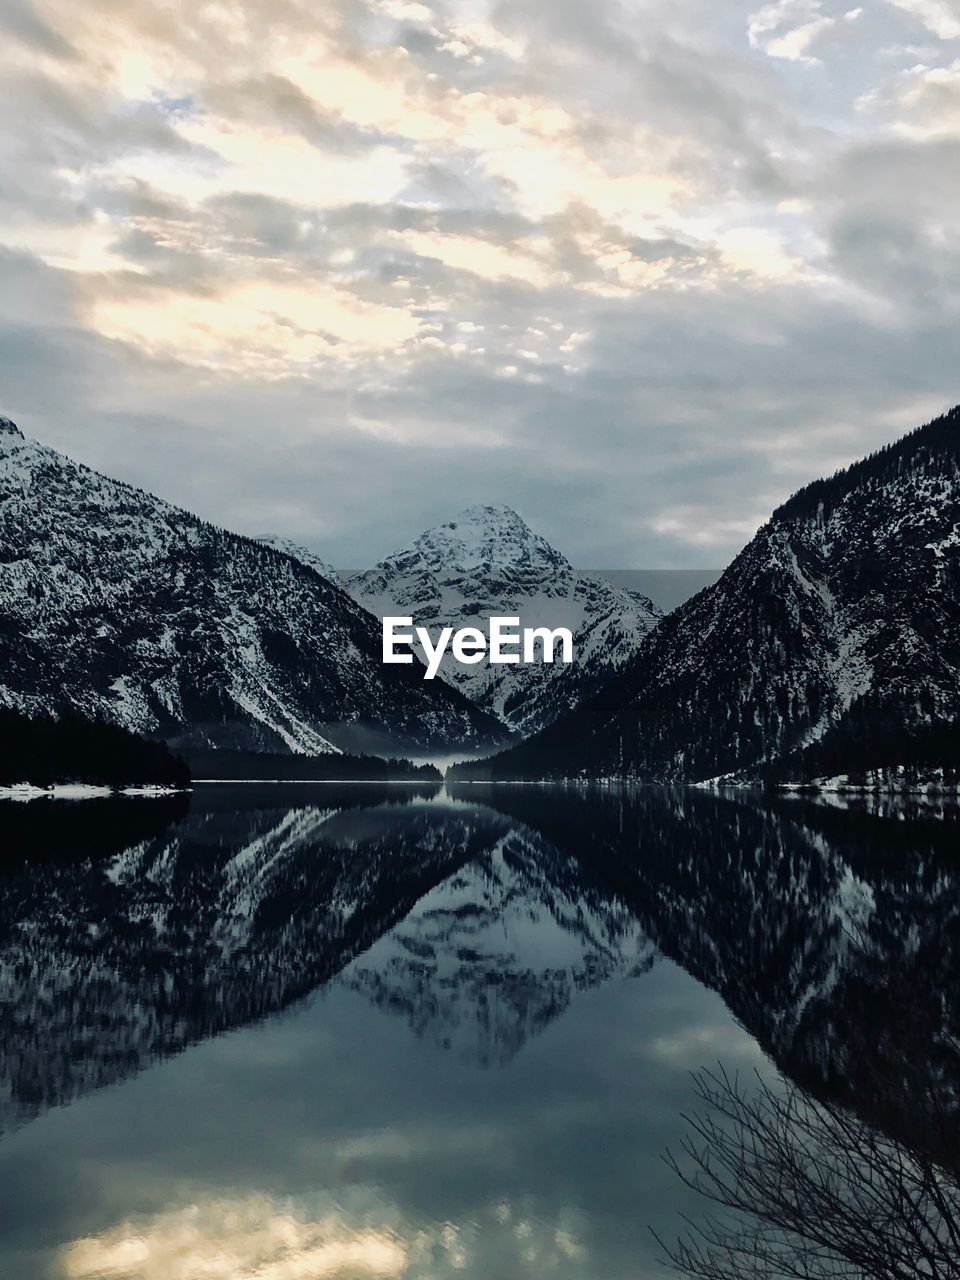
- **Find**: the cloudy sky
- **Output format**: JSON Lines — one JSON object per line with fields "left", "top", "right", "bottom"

{"left": 1, "top": 0, "right": 958, "bottom": 565}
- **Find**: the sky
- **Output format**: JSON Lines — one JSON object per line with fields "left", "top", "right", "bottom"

{"left": 1, "top": 0, "right": 958, "bottom": 567}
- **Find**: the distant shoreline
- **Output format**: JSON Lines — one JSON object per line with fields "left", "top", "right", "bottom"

{"left": 191, "top": 777, "right": 443, "bottom": 785}
{"left": 0, "top": 783, "right": 190, "bottom": 802}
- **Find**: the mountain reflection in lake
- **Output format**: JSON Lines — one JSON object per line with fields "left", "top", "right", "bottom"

{"left": 0, "top": 783, "right": 957, "bottom": 1279}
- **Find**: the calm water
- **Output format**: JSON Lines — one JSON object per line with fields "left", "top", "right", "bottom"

{"left": 0, "top": 784, "right": 957, "bottom": 1279}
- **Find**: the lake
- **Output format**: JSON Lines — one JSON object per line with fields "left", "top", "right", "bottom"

{"left": 0, "top": 783, "right": 957, "bottom": 1279}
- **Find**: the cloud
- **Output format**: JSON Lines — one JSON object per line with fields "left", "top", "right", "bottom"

{"left": 748, "top": 0, "right": 835, "bottom": 62}
{"left": 860, "top": 57, "right": 960, "bottom": 137}
{"left": 884, "top": 0, "right": 960, "bottom": 40}
{"left": 89, "top": 277, "right": 425, "bottom": 374}
{"left": 0, "top": 0, "right": 73, "bottom": 58}
{"left": 201, "top": 74, "right": 397, "bottom": 152}
{"left": 0, "top": 0, "right": 958, "bottom": 568}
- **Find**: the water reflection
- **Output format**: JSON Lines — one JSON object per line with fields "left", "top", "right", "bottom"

{"left": 0, "top": 782, "right": 956, "bottom": 1279}
{"left": 60, "top": 1191, "right": 588, "bottom": 1279}
{"left": 466, "top": 785, "right": 960, "bottom": 1158}
{"left": 61, "top": 1194, "right": 412, "bottom": 1279}
{"left": 0, "top": 785, "right": 507, "bottom": 1131}
{"left": 662, "top": 1061, "right": 960, "bottom": 1279}
{"left": 341, "top": 824, "right": 655, "bottom": 1066}
{"left": 0, "top": 786, "right": 665, "bottom": 1131}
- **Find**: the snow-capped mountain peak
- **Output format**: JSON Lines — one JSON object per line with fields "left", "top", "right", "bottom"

{"left": 410, "top": 504, "right": 569, "bottom": 577}
{"left": 346, "top": 507, "right": 661, "bottom": 735}
{"left": 0, "top": 417, "right": 23, "bottom": 439}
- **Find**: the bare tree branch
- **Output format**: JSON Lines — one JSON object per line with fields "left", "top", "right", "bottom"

{"left": 656, "top": 1063, "right": 960, "bottom": 1280}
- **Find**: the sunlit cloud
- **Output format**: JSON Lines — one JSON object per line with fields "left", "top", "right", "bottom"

{"left": 1, "top": 0, "right": 959, "bottom": 566}
{"left": 90, "top": 279, "right": 423, "bottom": 375}
{"left": 748, "top": 0, "right": 835, "bottom": 63}
{"left": 392, "top": 228, "right": 561, "bottom": 287}
{"left": 862, "top": 58, "right": 960, "bottom": 138}
{"left": 717, "top": 227, "right": 810, "bottom": 281}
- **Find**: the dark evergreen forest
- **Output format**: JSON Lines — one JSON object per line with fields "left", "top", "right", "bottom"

{"left": 0, "top": 708, "right": 190, "bottom": 787}
{"left": 184, "top": 748, "right": 442, "bottom": 782}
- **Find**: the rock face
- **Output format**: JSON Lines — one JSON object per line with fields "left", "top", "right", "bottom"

{"left": 454, "top": 407, "right": 960, "bottom": 783}
{"left": 346, "top": 504, "right": 661, "bottom": 735}
{"left": 0, "top": 419, "right": 505, "bottom": 755}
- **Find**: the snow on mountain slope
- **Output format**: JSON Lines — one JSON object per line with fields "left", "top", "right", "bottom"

{"left": 254, "top": 535, "right": 339, "bottom": 584}
{"left": 341, "top": 823, "right": 656, "bottom": 1066}
{"left": 0, "top": 418, "right": 505, "bottom": 754}
{"left": 346, "top": 504, "right": 661, "bottom": 735}
{"left": 454, "top": 407, "right": 960, "bottom": 782}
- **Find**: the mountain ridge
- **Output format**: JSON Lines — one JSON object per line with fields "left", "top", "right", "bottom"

{"left": 452, "top": 406, "right": 960, "bottom": 784}
{"left": 0, "top": 420, "right": 507, "bottom": 755}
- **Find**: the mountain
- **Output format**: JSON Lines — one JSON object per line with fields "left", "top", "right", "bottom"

{"left": 254, "top": 535, "right": 339, "bottom": 584}
{"left": 183, "top": 747, "right": 441, "bottom": 781}
{"left": 0, "top": 418, "right": 505, "bottom": 755}
{"left": 346, "top": 504, "right": 661, "bottom": 735}
{"left": 453, "top": 407, "right": 960, "bottom": 784}
{"left": 341, "top": 825, "right": 655, "bottom": 1066}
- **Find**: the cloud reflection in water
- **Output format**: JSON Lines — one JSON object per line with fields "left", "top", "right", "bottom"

{"left": 59, "top": 1192, "right": 587, "bottom": 1279}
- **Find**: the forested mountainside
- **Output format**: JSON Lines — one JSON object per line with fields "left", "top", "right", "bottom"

{"left": 0, "top": 418, "right": 505, "bottom": 756}
{"left": 0, "top": 707, "right": 189, "bottom": 787}
{"left": 184, "top": 748, "right": 441, "bottom": 781}
{"left": 254, "top": 535, "right": 339, "bottom": 583}
{"left": 453, "top": 407, "right": 960, "bottom": 785}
